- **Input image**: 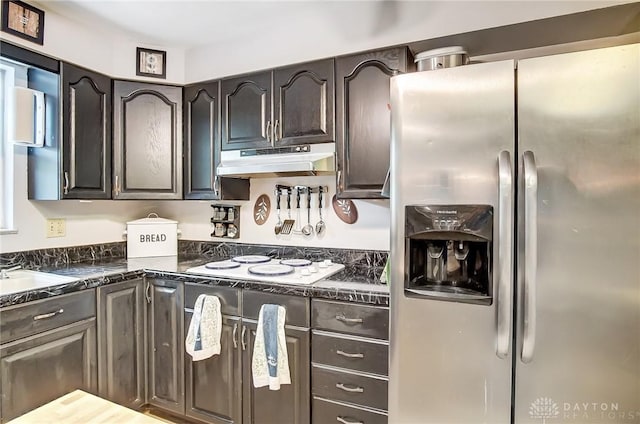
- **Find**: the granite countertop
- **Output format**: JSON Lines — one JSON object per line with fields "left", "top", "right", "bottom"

{"left": 0, "top": 255, "right": 389, "bottom": 308}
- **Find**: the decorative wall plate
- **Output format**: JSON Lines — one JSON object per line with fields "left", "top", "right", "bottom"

{"left": 254, "top": 194, "right": 270, "bottom": 225}
{"left": 332, "top": 195, "right": 358, "bottom": 224}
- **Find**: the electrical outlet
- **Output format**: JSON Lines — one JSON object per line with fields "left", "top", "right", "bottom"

{"left": 46, "top": 218, "right": 66, "bottom": 238}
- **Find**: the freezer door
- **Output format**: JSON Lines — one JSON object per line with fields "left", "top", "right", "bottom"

{"left": 389, "top": 60, "right": 515, "bottom": 423}
{"left": 515, "top": 44, "right": 640, "bottom": 423}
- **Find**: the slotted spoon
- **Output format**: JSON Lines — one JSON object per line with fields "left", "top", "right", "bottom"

{"left": 280, "top": 188, "right": 295, "bottom": 235}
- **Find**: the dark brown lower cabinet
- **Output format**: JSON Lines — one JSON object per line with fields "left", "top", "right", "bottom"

{"left": 0, "top": 318, "right": 97, "bottom": 422}
{"left": 242, "top": 322, "right": 310, "bottom": 424}
{"left": 147, "top": 279, "right": 184, "bottom": 415}
{"left": 184, "top": 311, "right": 242, "bottom": 424}
{"left": 97, "top": 279, "right": 146, "bottom": 409}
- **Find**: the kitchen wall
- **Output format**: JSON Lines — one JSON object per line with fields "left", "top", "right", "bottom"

{"left": 0, "top": 1, "right": 628, "bottom": 254}
{"left": 0, "top": 2, "right": 185, "bottom": 84}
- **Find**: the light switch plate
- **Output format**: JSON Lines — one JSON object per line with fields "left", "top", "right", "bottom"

{"left": 46, "top": 218, "right": 66, "bottom": 238}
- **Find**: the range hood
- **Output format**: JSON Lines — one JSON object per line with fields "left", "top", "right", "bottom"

{"left": 217, "top": 143, "right": 335, "bottom": 178}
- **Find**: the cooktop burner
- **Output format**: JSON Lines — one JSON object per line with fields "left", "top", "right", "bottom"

{"left": 186, "top": 258, "right": 344, "bottom": 285}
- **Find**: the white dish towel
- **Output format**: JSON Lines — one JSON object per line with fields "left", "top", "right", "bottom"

{"left": 185, "top": 294, "right": 222, "bottom": 361}
{"left": 252, "top": 304, "right": 291, "bottom": 390}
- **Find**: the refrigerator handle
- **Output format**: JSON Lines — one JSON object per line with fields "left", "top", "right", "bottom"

{"left": 521, "top": 151, "right": 538, "bottom": 363}
{"left": 496, "top": 150, "right": 513, "bottom": 359}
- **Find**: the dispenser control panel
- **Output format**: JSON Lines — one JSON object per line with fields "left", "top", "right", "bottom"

{"left": 404, "top": 205, "right": 493, "bottom": 305}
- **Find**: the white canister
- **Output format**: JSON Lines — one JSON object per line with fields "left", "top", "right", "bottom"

{"left": 125, "top": 213, "right": 179, "bottom": 258}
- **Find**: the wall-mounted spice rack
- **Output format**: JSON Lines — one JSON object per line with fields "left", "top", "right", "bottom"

{"left": 210, "top": 204, "right": 240, "bottom": 239}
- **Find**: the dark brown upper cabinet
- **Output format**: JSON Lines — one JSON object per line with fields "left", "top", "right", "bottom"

{"left": 221, "top": 71, "right": 272, "bottom": 150}
{"left": 183, "top": 81, "right": 249, "bottom": 200}
{"left": 221, "top": 59, "right": 334, "bottom": 150}
{"left": 61, "top": 62, "right": 112, "bottom": 199}
{"left": 113, "top": 81, "right": 183, "bottom": 199}
{"left": 336, "top": 47, "right": 413, "bottom": 199}
{"left": 273, "top": 59, "right": 334, "bottom": 146}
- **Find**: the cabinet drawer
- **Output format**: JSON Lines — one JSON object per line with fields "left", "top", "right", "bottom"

{"left": 242, "top": 291, "right": 309, "bottom": 327}
{"left": 312, "top": 300, "right": 388, "bottom": 340}
{"left": 312, "top": 332, "right": 388, "bottom": 376}
{"left": 313, "top": 397, "right": 387, "bottom": 424}
{"left": 312, "top": 366, "right": 388, "bottom": 411}
{"left": 0, "top": 290, "right": 96, "bottom": 344}
{"left": 185, "top": 283, "right": 240, "bottom": 316}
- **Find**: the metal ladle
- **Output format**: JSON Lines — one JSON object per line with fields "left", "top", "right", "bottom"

{"left": 315, "top": 187, "right": 326, "bottom": 235}
{"left": 302, "top": 187, "right": 314, "bottom": 236}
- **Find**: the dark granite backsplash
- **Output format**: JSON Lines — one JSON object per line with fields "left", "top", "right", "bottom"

{"left": 1, "top": 240, "right": 388, "bottom": 284}
{"left": 0, "top": 242, "right": 126, "bottom": 269}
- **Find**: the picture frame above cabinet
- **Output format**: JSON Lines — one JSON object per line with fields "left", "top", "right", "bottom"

{"left": 221, "top": 58, "right": 335, "bottom": 151}
{"left": 113, "top": 81, "right": 183, "bottom": 200}
{"left": 336, "top": 47, "right": 413, "bottom": 199}
{"left": 183, "top": 81, "right": 249, "bottom": 200}
{"left": 61, "top": 62, "right": 112, "bottom": 199}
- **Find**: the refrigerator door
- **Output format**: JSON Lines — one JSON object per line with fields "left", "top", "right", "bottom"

{"left": 515, "top": 44, "right": 640, "bottom": 422}
{"left": 389, "top": 60, "right": 515, "bottom": 423}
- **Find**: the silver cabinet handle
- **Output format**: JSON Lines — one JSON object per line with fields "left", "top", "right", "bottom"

{"left": 337, "top": 170, "right": 343, "bottom": 191}
{"left": 496, "top": 150, "right": 513, "bottom": 359}
{"left": 213, "top": 175, "right": 220, "bottom": 198}
{"left": 241, "top": 325, "right": 247, "bottom": 351}
{"left": 114, "top": 175, "right": 120, "bottom": 197}
{"left": 337, "top": 417, "right": 364, "bottom": 424}
{"left": 335, "top": 383, "right": 364, "bottom": 393}
{"left": 273, "top": 119, "right": 280, "bottom": 142}
{"left": 335, "top": 315, "right": 363, "bottom": 324}
{"left": 522, "top": 150, "right": 538, "bottom": 363}
{"left": 33, "top": 309, "right": 64, "bottom": 321}
{"left": 63, "top": 171, "right": 69, "bottom": 195}
{"left": 232, "top": 322, "right": 238, "bottom": 349}
{"left": 265, "top": 120, "right": 272, "bottom": 145}
{"left": 145, "top": 281, "right": 151, "bottom": 304}
{"left": 336, "top": 350, "right": 364, "bottom": 359}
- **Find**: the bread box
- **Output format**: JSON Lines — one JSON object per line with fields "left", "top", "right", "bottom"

{"left": 125, "top": 213, "right": 179, "bottom": 258}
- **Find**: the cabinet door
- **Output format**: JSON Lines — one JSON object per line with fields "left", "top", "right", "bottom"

{"left": 0, "top": 319, "right": 97, "bottom": 422}
{"left": 148, "top": 279, "right": 184, "bottom": 415}
{"left": 221, "top": 72, "right": 272, "bottom": 150}
{"left": 113, "top": 81, "right": 183, "bottom": 199}
{"left": 184, "top": 81, "right": 220, "bottom": 199}
{"left": 185, "top": 312, "right": 242, "bottom": 424}
{"left": 184, "top": 82, "right": 250, "bottom": 200}
{"left": 242, "top": 322, "right": 310, "bottom": 424}
{"left": 273, "top": 59, "right": 335, "bottom": 146}
{"left": 97, "top": 279, "right": 146, "bottom": 409}
{"left": 336, "top": 47, "right": 411, "bottom": 199}
{"left": 61, "top": 62, "right": 112, "bottom": 199}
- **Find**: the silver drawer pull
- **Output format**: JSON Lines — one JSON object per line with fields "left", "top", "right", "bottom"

{"left": 336, "top": 350, "right": 364, "bottom": 359}
{"left": 33, "top": 309, "right": 64, "bottom": 321}
{"left": 335, "top": 315, "right": 363, "bottom": 324}
{"left": 337, "top": 417, "right": 364, "bottom": 424}
{"left": 336, "top": 383, "right": 364, "bottom": 393}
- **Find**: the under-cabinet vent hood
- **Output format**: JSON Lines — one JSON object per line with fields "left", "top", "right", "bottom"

{"left": 216, "top": 143, "right": 335, "bottom": 178}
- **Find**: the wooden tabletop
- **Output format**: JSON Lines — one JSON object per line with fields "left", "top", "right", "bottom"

{"left": 7, "top": 390, "right": 166, "bottom": 424}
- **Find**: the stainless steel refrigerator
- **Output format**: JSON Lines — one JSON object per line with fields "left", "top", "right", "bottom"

{"left": 388, "top": 44, "right": 639, "bottom": 423}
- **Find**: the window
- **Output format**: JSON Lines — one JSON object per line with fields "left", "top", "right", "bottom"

{"left": 0, "top": 58, "right": 28, "bottom": 233}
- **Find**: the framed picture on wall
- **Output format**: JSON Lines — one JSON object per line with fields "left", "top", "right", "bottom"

{"left": 1, "top": 0, "right": 45, "bottom": 45}
{"left": 136, "top": 47, "right": 167, "bottom": 79}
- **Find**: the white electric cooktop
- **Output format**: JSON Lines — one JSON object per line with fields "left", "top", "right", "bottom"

{"left": 186, "top": 255, "right": 345, "bottom": 285}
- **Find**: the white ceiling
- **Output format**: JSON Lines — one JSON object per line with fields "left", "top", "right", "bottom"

{"left": 37, "top": 0, "right": 628, "bottom": 51}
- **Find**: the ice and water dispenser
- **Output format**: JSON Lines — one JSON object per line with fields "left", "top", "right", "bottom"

{"left": 405, "top": 205, "right": 493, "bottom": 305}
